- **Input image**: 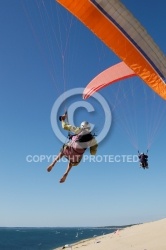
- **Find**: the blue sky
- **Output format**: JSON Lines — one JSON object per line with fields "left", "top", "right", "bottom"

{"left": 0, "top": 0, "right": 166, "bottom": 227}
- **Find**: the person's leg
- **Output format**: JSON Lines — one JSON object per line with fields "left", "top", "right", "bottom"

{"left": 59, "top": 161, "right": 73, "bottom": 183}
{"left": 47, "top": 151, "right": 64, "bottom": 172}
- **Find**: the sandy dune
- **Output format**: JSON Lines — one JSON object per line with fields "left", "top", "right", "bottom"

{"left": 55, "top": 218, "right": 166, "bottom": 250}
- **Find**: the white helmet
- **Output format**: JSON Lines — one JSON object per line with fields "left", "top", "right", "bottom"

{"left": 80, "top": 121, "right": 91, "bottom": 130}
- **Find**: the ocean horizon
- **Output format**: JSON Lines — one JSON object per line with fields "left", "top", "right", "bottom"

{"left": 0, "top": 225, "right": 129, "bottom": 250}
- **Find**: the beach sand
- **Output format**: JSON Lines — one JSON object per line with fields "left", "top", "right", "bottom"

{"left": 55, "top": 218, "right": 166, "bottom": 250}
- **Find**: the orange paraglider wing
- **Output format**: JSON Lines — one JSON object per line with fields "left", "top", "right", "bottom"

{"left": 83, "top": 62, "right": 136, "bottom": 99}
{"left": 56, "top": 0, "right": 166, "bottom": 99}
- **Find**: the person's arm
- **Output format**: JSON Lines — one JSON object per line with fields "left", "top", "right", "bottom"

{"left": 90, "top": 138, "right": 98, "bottom": 155}
{"left": 61, "top": 120, "right": 81, "bottom": 134}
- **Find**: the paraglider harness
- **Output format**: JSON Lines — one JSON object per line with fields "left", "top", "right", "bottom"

{"left": 59, "top": 111, "right": 96, "bottom": 151}
{"left": 68, "top": 132, "right": 95, "bottom": 150}
{"left": 138, "top": 150, "right": 148, "bottom": 169}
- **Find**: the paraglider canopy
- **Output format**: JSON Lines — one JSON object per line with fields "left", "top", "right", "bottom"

{"left": 56, "top": 0, "right": 166, "bottom": 100}
{"left": 83, "top": 62, "right": 136, "bottom": 99}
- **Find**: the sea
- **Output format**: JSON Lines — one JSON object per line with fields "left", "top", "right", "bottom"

{"left": 0, "top": 226, "right": 128, "bottom": 250}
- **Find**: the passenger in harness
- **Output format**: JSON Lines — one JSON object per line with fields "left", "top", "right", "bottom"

{"left": 47, "top": 112, "right": 98, "bottom": 183}
{"left": 138, "top": 151, "right": 148, "bottom": 169}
